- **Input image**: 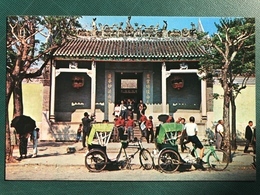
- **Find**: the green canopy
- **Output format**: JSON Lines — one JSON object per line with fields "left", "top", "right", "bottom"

{"left": 87, "top": 123, "right": 114, "bottom": 145}
{"left": 156, "top": 123, "right": 184, "bottom": 144}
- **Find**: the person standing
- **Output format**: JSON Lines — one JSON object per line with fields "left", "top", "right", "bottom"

{"left": 125, "top": 115, "right": 135, "bottom": 142}
{"left": 76, "top": 124, "right": 83, "bottom": 142}
{"left": 139, "top": 113, "right": 148, "bottom": 138}
{"left": 31, "top": 127, "right": 40, "bottom": 158}
{"left": 113, "top": 103, "right": 121, "bottom": 117}
{"left": 19, "top": 133, "right": 30, "bottom": 159}
{"left": 215, "top": 120, "right": 224, "bottom": 150}
{"left": 126, "top": 99, "right": 134, "bottom": 119}
{"left": 179, "top": 118, "right": 187, "bottom": 152}
{"left": 137, "top": 100, "right": 147, "bottom": 120}
{"left": 113, "top": 115, "right": 120, "bottom": 142}
{"left": 244, "top": 121, "right": 254, "bottom": 153}
{"left": 81, "top": 112, "right": 94, "bottom": 148}
{"left": 119, "top": 100, "right": 127, "bottom": 119}
{"left": 8, "top": 127, "right": 19, "bottom": 163}
{"left": 117, "top": 115, "right": 125, "bottom": 140}
{"left": 145, "top": 116, "right": 154, "bottom": 143}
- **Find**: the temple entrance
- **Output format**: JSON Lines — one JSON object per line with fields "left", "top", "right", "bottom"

{"left": 115, "top": 72, "right": 143, "bottom": 108}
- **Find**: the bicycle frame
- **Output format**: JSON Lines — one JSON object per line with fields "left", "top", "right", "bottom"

{"left": 115, "top": 140, "right": 144, "bottom": 169}
{"left": 85, "top": 123, "right": 153, "bottom": 171}
{"left": 188, "top": 140, "right": 222, "bottom": 164}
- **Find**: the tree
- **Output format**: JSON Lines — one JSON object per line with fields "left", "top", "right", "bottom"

{"left": 198, "top": 18, "right": 255, "bottom": 160}
{"left": 6, "top": 16, "right": 81, "bottom": 163}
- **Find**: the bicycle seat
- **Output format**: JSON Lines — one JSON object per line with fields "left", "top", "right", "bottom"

{"left": 121, "top": 140, "right": 129, "bottom": 148}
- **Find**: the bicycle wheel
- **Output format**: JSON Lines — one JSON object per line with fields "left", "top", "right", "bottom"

{"left": 158, "top": 149, "right": 180, "bottom": 173}
{"left": 139, "top": 149, "right": 154, "bottom": 170}
{"left": 207, "top": 150, "right": 229, "bottom": 171}
{"left": 85, "top": 149, "right": 107, "bottom": 172}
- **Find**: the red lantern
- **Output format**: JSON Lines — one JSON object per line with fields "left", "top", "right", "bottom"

{"left": 171, "top": 76, "right": 184, "bottom": 90}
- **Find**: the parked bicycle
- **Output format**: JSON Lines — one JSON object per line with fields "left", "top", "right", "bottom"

{"left": 85, "top": 123, "right": 154, "bottom": 172}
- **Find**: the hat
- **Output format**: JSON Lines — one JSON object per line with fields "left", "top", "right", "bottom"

{"left": 84, "top": 112, "right": 89, "bottom": 116}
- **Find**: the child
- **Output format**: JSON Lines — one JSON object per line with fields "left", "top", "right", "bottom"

{"left": 76, "top": 124, "right": 83, "bottom": 142}
{"left": 146, "top": 116, "right": 154, "bottom": 143}
{"left": 125, "top": 115, "right": 135, "bottom": 142}
{"left": 31, "top": 127, "right": 40, "bottom": 158}
{"left": 139, "top": 113, "right": 148, "bottom": 138}
{"left": 8, "top": 127, "right": 19, "bottom": 163}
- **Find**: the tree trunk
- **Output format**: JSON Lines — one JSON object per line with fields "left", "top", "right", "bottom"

{"left": 222, "top": 64, "right": 232, "bottom": 163}
{"left": 5, "top": 73, "right": 14, "bottom": 162}
{"left": 222, "top": 90, "right": 232, "bottom": 162}
{"left": 230, "top": 94, "right": 237, "bottom": 150}
{"left": 13, "top": 78, "right": 23, "bottom": 117}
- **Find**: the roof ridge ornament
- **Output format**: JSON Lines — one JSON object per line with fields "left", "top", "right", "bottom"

{"left": 77, "top": 17, "right": 200, "bottom": 39}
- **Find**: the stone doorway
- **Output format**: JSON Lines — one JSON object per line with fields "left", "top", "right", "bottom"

{"left": 115, "top": 72, "right": 143, "bottom": 108}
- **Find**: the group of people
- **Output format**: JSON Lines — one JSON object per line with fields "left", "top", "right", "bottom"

{"left": 9, "top": 126, "right": 40, "bottom": 162}
{"left": 113, "top": 99, "right": 147, "bottom": 121}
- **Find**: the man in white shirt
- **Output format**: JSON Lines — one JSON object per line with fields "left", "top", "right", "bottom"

{"left": 215, "top": 120, "right": 224, "bottom": 149}
{"left": 183, "top": 116, "right": 205, "bottom": 166}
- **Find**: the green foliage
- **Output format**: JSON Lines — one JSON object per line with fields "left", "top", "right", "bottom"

{"left": 199, "top": 17, "right": 255, "bottom": 95}
{"left": 7, "top": 16, "right": 82, "bottom": 71}
{"left": 39, "top": 16, "right": 82, "bottom": 54}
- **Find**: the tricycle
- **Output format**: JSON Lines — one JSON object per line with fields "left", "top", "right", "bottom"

{"left": 154, "top": 122, "right": 229, "bottom": 173}
{"left": 85, "top": 123, "right": 154, "bottom": 172}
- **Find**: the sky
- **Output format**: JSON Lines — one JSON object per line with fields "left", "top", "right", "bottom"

{"left": 79, "top": 16, "right": 222, "bottom": 36}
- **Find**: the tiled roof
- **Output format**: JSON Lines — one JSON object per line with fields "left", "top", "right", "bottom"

{"left": 53, "top": 38, "right": 205, "bottom": 61}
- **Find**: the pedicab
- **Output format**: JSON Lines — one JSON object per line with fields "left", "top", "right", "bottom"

{"left": 155, "top": 122, "right": 189, "bottom": 173}
{"left": 155, "top": 122, "right": 229, "bottom": 173}
{"left": 85, "top": 123, "right": 153, "bottom": 172}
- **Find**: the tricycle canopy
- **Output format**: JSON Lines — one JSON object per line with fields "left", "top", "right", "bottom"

{"left": 87, "top": 123, "right": 114, "bottom": 146}
{"left": 156, "top": 123, "right": 184, "bottom": 144}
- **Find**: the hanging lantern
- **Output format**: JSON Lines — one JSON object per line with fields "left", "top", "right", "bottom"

{"left": 171, "top": 76, "right": 184, "bottom": 90}
{"left": 72, "top": 75, "right": 84, "bottom": 89}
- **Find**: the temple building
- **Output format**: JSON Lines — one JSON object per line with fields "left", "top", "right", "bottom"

{"left": 39, "top": 17, "right": 216, "bottom": 140}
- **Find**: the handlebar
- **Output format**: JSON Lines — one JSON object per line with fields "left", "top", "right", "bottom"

{"left": 202, "top": 138, "right": 215, "bottom": 146}
{"left": 125, "top": 137, "right": 143, "bottom": 148}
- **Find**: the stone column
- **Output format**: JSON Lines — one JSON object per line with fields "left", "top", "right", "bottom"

{"left": 91, "top": 61, "right": 96, "bottom": 114}
{"left": 161, "top": 62, "right": 170, "bottom": 113}
{"left": 201, "top": 79, "right": 207, "bottom": 119}
{"left": 50, "top": 61, "right": 56, "bottom": 121}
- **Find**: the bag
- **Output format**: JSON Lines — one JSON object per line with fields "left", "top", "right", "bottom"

{"left": 140, "top": 121, "right": 146, "bottom": 131}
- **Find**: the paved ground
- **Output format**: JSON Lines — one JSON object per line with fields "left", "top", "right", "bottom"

{"left": 5, "top": 139, "right": 256, "bottom": 181}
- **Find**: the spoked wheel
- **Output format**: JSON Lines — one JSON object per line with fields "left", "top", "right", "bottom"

{"left": 207, "top": 150, "right": 229, "bottom": 171}
{"left": 139, "top": 149, "right": 154, "bottom": 170}
{"left": 85, "top": 149, "right": 108, "bottom": 172}
{"left": 158, "top": 149, "right": 180, "bottom": 173}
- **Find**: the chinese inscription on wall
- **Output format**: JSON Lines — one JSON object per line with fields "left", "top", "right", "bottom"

{"left": 146, "top": 73, "right": 151, "bottom": 103}
{"left": 107, "top": 72, "right": 112, "bottom": 103}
